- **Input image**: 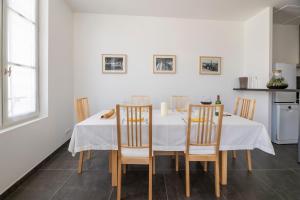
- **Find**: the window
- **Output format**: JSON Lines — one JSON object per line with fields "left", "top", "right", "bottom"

{"left": 2, "top": 0, "right": 38, "bottom": 126}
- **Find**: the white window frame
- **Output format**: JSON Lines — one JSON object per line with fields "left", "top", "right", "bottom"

{"left": 2, "top": 0, "right": 39, "bottom": 127}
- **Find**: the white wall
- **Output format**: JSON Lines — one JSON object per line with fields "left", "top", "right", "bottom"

{"left": 273, "top": 24, "right": 299, "bottom": 64}
{"left": 73, "top": 14, "right": 244, "bottom": 114}
{"left": 0, "top": 0, "right": 74, "bottom": 194}
{"left": 243, "top": 7, "right": 273, "bottom": 131}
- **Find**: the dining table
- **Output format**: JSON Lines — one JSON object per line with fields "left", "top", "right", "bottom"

{"left": 68, "top": 109, "right": 275, "bottom": 186}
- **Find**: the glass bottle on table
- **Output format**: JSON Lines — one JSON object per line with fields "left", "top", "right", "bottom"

{"left": 215, "top": 95, "right": 221, "bottom": 116}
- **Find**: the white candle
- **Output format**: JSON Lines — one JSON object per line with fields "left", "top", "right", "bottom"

{"left": 161, "top": 102, "right": 168, "bottom": 116}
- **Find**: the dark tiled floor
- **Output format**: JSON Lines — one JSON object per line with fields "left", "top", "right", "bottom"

{"left": 4, "top": 144, "right": 300, "bottom": 200}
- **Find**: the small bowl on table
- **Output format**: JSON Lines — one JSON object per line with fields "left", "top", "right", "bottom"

{"left": 200, "top": 101, "right": 212, "bottom": 105}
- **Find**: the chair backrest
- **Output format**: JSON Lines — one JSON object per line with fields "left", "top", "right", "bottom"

{"left": 116, "top": 104, "right": 153, "bottom": 157}
{"left": 233, "top": 97, "right": 241, "bottom": 115}
{"left": 171, "top": 96, "right": 190, "bottom": 112}
{"left": 233, "top": 97, "right": 256, "bottom": 120}
{"left": 75, "top": 97, "right": 90, "bottom": 122}
{"left": 131, "top": 96, "right": 151, "bottom": 106}
{"left": 186, "top": 104, "right": 224, "bottom": 155}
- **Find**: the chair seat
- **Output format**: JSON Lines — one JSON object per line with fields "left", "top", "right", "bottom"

{"left": 121, "top": 147, "right": 153, "bottom": 157}
{"left": 185, "top": 146, "right": 216, "bottom": 155}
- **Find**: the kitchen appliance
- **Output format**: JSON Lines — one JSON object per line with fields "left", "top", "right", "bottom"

{"left": 272, "top": 63, "right": 299, "bottom": 144}
{"left": 272, "top": 103, "right": 299, "bottom": 144}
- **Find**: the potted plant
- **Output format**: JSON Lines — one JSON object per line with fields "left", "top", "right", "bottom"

{"left": 267, "top": 70, "right": 288, "bottom": 89}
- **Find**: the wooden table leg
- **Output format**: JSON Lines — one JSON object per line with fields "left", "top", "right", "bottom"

{"left": 203, "top": 161, "right": 208, "bottom": 172}
{"left": 246, "top": 150, "right": 252, "bottom": 172}
{"left": 123, "top": 165, "right": 126, "bottom": 174}
{"left": 111, "top": 150, "right": 118, "bottom": 187}
{"left": 77, "top": 151, "right": 84, "bottom": 174}
{"left": 87, "top": 150, "right": 92, "bottom": 160}
{"left": 153, "top": 155, "right": 156, "bottom": 175}
{"left": 175, "top": 152, "right": 179, "bottom": 172}
{"left": 220, "top": 151, "right": 228, "bottom": 185}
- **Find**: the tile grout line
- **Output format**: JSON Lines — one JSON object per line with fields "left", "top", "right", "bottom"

{"left": 252, "top": 171, "right": 286, "bottom": 200}
{"left": 39, "top": 169, "right": 77, "bottom": 171}
{"left": 163, "top": 174, "right": 169, "bottom": 200}
{"left": 288, "top": 168, "right": 300, "bottom": 176}
{"left": 49, "top": 171, "right": 75, "bottom": 200}
{"left": 107, "top": 187, "right": 114, "bottom": 200}
{"left": 151, "top": 167, "right": 300, "bottom": 173}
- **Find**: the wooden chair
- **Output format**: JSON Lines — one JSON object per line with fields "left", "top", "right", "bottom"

{"left": 75, "top": 97, "right": 92, "bottom": 174}
{"left": 185, "top": 104, "right": 224, "bottom": 198}
{"left": 152, "top": 96, "right": 190, "bottom": 174}
{"left": 170, "top": 96, "right": 190, "bottom": 112}
{"left": 116, "top": 104, "right": 153, "bottom": 200}
{"left": 131, "top": 95, "right": 151, "bottom": 105}
{"left": 232, "top": 97, "right": 256, "bottom": 172}
{"left": 125, "top": 96, "right": 151, "bottom": 174}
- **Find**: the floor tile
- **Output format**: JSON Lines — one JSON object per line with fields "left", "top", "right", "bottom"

{"left": 6, "top": 171, "right": 73, "bottom": 200}
{"left": 254, "top": 169, "right": 300, "bottom": 200}
{"left": 109, "top": 170, "right": 167, "bottom": 200}
{"left": 225, "top": 170, "right": 283, "bottom": 200}
{"left": 52, "top": 170, "right": 113, "bottom": 200}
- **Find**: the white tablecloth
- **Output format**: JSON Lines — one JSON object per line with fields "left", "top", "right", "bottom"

{"left": 68, "top": 110, "right": 275, "bottom": 156}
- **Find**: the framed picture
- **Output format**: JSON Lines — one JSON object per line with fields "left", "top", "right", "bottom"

{"left": 102, "top": 54, "right": 127, "bottom": 74}
{"left": 153, "top": 55, "right": 176, "bottom": 74}
{"left": 199, "top": 56, "right": 222, "bottom": 75}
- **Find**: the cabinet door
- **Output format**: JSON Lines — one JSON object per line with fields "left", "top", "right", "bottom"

{"left": 277, "top": 106, "right": 299, "bottom": 142}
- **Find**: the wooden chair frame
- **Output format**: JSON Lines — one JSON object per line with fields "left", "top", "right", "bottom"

{"left": 75, "top": 97, "right": 93, "bottom": 174}
{"left": 153, "top": 96, "right": 190, "bottom": 174}
{"left": 75, "top": 97, "right": 90, "bottom": 122}
{"left": 170, "top": 96, "right": 190, "bottom": 112}
{"left": 116, "top": 104, "right": 153, "bottom": 200}
{"left": 185, "top": 104, "right": 224, "bottom": 198}
{"left": 232, "top": 97, "right": 256, "bottom": 172}
{"left": 131, "top": 95, "right": 151, "bottom": 105}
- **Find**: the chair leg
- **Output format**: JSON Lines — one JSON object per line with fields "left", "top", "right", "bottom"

{"left": 203, "top": 161, "right": 208, "bottom": 172}
{"left": 111, "top": 151, "right": 118, "bottom": 187}
{"left": 149, "top": 159, "right": 153, "bottom": 200}
{"left": 246, "top": 150, "right": 252, "bottom": 172}
{"left": 232, "top": 151, "right": 237, "bottom": 159}
{"left": 214, "top": 159, "right": 220, "bottom": 198}
{"left": 77, "top": 151, "right": 84, "bottom": 174}
{"left": 87, "top": 150, "right": 92, "bottom": 160}
{"left": 175, "top": 152, "right": 179, "bottom": 172}
{"left": 153, "top": 156, "right": 156, "bottom": 175}
{"left": 123, "top": 165, "right": 126, "bottom": 174}
{"left": 117, "top": 160, "right": 122, "bottom": 200}
{"left": 185, "top": 155, "right": 190, "bottom": 197}
{"left": 221, "top": 151, "right": 228, "bottom": 185}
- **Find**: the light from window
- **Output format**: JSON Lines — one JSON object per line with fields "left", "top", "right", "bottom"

{"left": 3, "top": 0, "right": 38, "bottom": 125}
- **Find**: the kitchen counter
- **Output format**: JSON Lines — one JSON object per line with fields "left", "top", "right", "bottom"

{"left": 233, "top": 88, "right": 300, "bottom": 92}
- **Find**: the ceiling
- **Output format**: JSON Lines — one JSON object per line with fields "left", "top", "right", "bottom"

{"left": 65, "top": 0, "right": 300, "bottom": 21}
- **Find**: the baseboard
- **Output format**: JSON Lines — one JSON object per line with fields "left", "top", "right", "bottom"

{"left": 0, "top": 139, "right": 70, "bottom": 200}
{"left": 272, "top": 139, "right": 298, "bottom": 145}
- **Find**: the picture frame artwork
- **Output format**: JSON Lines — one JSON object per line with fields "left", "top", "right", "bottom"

{"left": 153, "top": 55, "right": 176, "bottom": 74}
{"left": 102, "top": 54, "right": 127, "bottom": 74}
{"left": 199, "top": 56, "right": 221, "bottom": 75}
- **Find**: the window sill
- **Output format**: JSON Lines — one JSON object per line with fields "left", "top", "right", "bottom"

{"left": 0, "top": 115, "right": 48, "bottom": 135}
